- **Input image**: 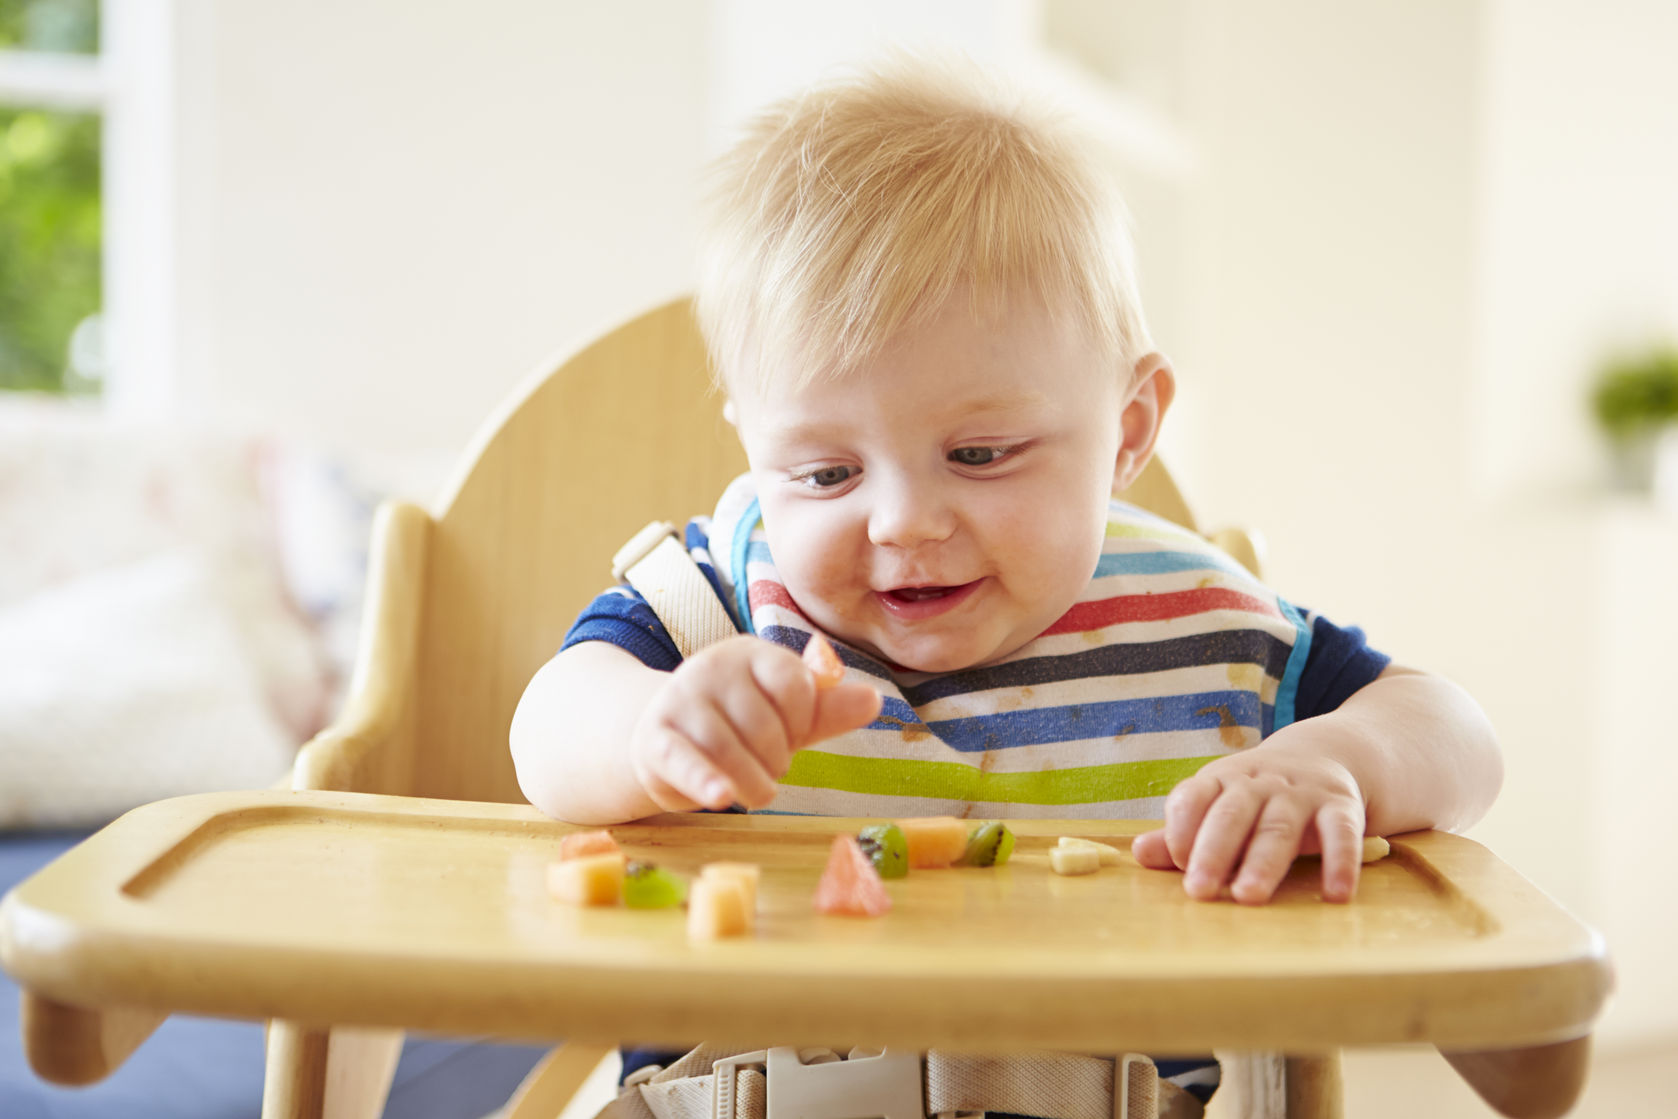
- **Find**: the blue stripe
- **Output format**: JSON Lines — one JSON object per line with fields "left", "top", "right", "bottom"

{"left": 1092, "top": 549, "right": 1253, "bottom": 580}
{"left": 1272, "top": 598, "right": 1312, "bottom": 732}
{"left": 868, "top": 690, "right": 1264, "bottom": 752}
{"left": 730, "top": 498, "right": 761, "bottom": 636}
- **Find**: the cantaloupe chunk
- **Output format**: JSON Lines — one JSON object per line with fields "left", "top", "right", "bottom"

{"left": 802, "top": 632, "right": 845, "bottom": 689}
{"left": 688, "top": 875, "right": 752, "bottom": 940}
{"left": 546, "top": 852, "right": 626, "bottom": 904}
{"left": 896, "top": 816, "right": 970, "bottom": 869}
{"left": 699, "top": 862, "right": 761, "bottom": 913}
{"left": 557, "top": 829, "right": 620, "bottom": 861}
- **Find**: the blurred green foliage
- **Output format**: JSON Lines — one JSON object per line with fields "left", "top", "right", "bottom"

{"left": 0, "top": 108, "right": 101, "bottom": 392}
{"left": 0, "top": 0, "right": 99, "bottom": 52}
{"left": 0, "top": 0, "right": 102, "bottom": 394}
{"left": 1591, "top": 347, "right": 1678, "bottom": 442}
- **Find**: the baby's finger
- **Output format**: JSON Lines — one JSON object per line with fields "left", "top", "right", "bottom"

{"left": 636, "top": 725, "right": 734, "bottom": 811}
{"left": 1230, "top": 796, "right": 1311, "bottom": 905}
{"left": 1162, "top": 773, "right": 1223, "bottom": 871}
{"left": 1315, "top": 803, "right": 1365, "bottom": 903}
{"left": 664, "top": 704, "right": 780, "bottom": 808}
{"left": 1184, "top": 784, "right": 1262, "bottom": 900}
{"left": 1130, "top": 829, "right": 1176, "bottom": 869}
{"left": 715, "top": 668, "right": 795, "bottom": 779}
{"left": 806, "top": 681, "right": 884, "bottom": 744}
{"left": 748, "top": 645, "right": 819, "bottom": 749}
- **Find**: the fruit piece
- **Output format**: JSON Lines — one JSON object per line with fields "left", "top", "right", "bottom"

{"left": 1049, "top": 845, "right": 1101, "bottom": 876}
{"left": 896, "top": 816, "right": 970, "bottom": 868}
{"left": 802, "top": 631, "right": 845, "bottom": 689}
{"left": 557, "top": 829, "right": 620, "bottom": 861}
{"left": 813, "top": 835, "right": 892, "bottom": 917}
{"left": 1056, "top": 836, "right": 1122, "bottom": 867}
{"left": 546, "top": 852, "right": 626, "bottom": 904}
{"left": 688, "top": 875, "right": 752, "bottom": 939}
{"left": 959, "top": 822, "right": 1016, "bottom": 867}
{"left": 1361, "top": 836, "right": 1391, "bottom": 863}
{"left": 622, "top": 860, "right": 687, "bottom": 909}
{"left": 699, "top": 862, "right": 761, "bottom": 913}
{"left": 856, "top": 823, "right": 909, "bottom": 879}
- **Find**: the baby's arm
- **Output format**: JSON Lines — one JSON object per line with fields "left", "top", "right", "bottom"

{"left": 511, "top": 636, "right": 882, "bottom": 825}
{"left": 1132, "top": 665, "right": 1502, "bottom": 904}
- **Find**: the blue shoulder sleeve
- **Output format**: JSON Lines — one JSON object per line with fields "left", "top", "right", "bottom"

{"left": 1290, "top": 610, "right": 1392, "bottom": 721}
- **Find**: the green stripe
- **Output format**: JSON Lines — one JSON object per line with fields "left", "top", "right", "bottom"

{"left": 781, "top": 751, "right": 1215, "bottom": 805}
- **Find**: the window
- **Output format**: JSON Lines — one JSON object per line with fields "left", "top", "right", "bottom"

{"left": 0, "top": 0, "right": 103, "bottom": 395}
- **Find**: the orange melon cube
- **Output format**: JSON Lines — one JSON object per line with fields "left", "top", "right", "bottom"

{"left": 802, "top": 632, "right": 845, "bottom": 689}
{"left": 897, "top": 816, "right": 970, "bottom": 869}
{"left": 699, "top": 862, "right": 761, "bottom": 913}
{"left": 687, "top": 875, "right": 752, "bottom": 940}
{"left": 557, "top": 829, "right": 620, "bottom": 861}
{"left": 546, "top": 852, "right": 626, "bottom": 905}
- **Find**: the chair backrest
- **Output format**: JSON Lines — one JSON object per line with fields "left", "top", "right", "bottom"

{"left": 405, "top": 298, "right": 1204, "bottom": 803}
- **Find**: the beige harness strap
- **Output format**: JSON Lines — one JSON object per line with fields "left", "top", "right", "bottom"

{"left": 592, "top": 1045, "right": 1199, "bottom": 1119}
{"left": 613, "top": 521, "right": 739, "bottom": 659}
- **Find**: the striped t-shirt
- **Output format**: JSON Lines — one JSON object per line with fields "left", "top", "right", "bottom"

{"left": 564, "top": 474, "right": 1390, "bottom": 820}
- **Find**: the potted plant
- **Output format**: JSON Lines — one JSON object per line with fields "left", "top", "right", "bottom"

{"left": 1590, "top": 345, "right": 1678, "bottom": 493}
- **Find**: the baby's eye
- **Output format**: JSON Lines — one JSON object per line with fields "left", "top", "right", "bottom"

{"left": 795, "top": 465, "right": 858, "bottom": 489}
{"left": 949, "top": 445, "right": 1013, "bottom": 467}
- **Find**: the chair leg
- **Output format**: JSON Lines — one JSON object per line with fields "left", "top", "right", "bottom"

{"left": 1441, "top": 1036, "right": 1591, "bottom": 1119}
{"left": 262, "top": 1021, "right": 404, "bottom": 1119}
{"left": 1283, "top": 1054, "right": 1342, "bottom": 1119}
{"left": 1207, "top": 1052, "right": 1343, "bottom": 1119}
{"left": 503, "top": 1042, "right": 619, "bottom": 1119}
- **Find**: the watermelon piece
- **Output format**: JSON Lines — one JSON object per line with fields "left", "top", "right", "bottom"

{"left": 813, "top": 835, "right": 892, "bottom": 917}
{"left": 688, "top": 875, "right": 752, "bottom": 939}
{"left": 802, "top": 631, "right": 845, "bottom": 690}
{"left": 557, "top": 829, "right": 620, "bottom": 861}
{"left": 546, "top": 852, "right": 627, "bottom": 905}
{"left": 896, "top": 816, "right": 970, "bottom": 869}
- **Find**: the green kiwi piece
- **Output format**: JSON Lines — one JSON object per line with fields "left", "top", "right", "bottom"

{"left": 622, "top": 860, "right": 687, "bottom": 909}
{"left": 856, "top": 823, "right": 909, "bottom": 879}
{"left": 961, "top": 821, "right": 1016, "bottom": 867}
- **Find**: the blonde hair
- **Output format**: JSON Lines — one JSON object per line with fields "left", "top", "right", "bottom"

{"left": 695, "top": 55, "right": 1154, "bottom": 397}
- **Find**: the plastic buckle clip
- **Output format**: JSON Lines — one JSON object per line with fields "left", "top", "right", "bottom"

{"left": 764, "top": 1046, "right": 924, "bottom": 1119}
{"left": 711, "top": 1050, "right": 770, "bottom": 1119}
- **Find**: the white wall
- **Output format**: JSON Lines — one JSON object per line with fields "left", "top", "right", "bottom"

{"left": 169, "top": 0, "right": 710, "bottom": 456}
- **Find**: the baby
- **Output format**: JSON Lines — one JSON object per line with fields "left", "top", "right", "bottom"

{"left": 511, "top": 58, "right": 1502, "bottom": 911}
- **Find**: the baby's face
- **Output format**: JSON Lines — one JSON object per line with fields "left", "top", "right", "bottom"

{"left": 730, "top": 294, "right": 1129, "bottom": 674}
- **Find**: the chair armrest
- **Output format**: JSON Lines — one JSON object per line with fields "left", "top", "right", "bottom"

{"left": 292, "top": 500, "right": 432, "bottom": 795}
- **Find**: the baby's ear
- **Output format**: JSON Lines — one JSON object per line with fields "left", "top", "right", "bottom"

{"left": 722, "top": 399, "right": 739, "bottom": 427}
{"left": 1113, "top": 353, "right": 1175, "bottom": 491}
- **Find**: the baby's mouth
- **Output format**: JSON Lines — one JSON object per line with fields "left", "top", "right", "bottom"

{"left": 886, "top": 585, "right": 959, "bottom": 603}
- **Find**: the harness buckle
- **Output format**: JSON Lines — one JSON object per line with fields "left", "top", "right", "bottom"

{"left": 762, "top": 1046, "right": 924, "bottom": 1119}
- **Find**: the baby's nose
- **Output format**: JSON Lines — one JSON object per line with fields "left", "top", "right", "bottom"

{"left": 866, "top": 481, "right": 956, "bottom": 549}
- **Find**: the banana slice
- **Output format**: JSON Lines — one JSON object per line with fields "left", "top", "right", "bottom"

{"left": 1049, "top": 845, "right": 1102, "bottom": 876}
{"left": 1056, "top": 836, "right": 1123, "bottom": 866}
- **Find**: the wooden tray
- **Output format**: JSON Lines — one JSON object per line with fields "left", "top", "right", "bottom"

{"left": 0, "top": 790, "right": 1610, "bottom": 1054}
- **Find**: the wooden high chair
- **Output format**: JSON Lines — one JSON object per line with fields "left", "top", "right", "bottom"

{"left": 0, "top": 300, "right": 1610, "bottom": 1119}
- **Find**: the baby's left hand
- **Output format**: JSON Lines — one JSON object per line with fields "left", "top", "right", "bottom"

{"left": 1131, "top": 734, "right": 1367, "bottom": 904}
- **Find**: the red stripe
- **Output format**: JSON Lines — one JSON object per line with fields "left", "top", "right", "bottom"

{"left": 1041, "top": 587, "right": 1281, "bottom": 636}
{"left": 749, "top": 580, "right": 808, "bottom": 619}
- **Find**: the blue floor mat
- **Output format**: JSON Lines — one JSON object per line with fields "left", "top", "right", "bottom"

{"left": 2, "top": 829, "right": 550, "bottom": 1119}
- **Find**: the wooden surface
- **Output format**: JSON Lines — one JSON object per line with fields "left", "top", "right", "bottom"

{"left": 1, "top": 790, "right": 1609, "bottom": 1063}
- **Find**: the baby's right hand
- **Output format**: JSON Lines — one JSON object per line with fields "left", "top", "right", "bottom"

{"left": 629, "top": 635, "right": 883, "bottom": 812}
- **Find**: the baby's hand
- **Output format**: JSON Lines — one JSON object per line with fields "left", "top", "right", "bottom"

{"left": 1131, "top": 733, "right": 1367, "bottom": 904}
{"left": 629, "top": 635, "right": 882, "bottom": 813}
